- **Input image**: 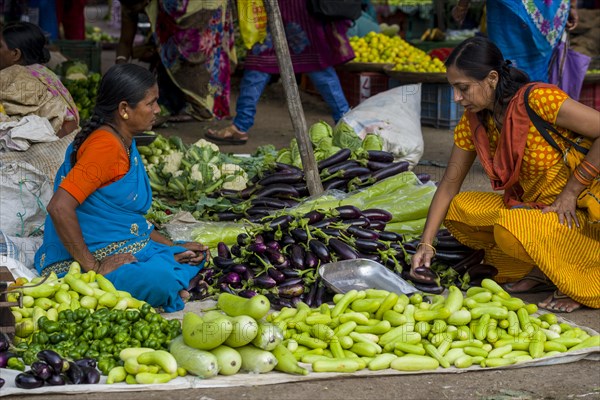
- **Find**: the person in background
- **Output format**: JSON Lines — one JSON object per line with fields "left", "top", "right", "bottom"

{"left": 116, "top": 0, "right": 235, "bottom": 122}
{"left": 205, "top": 0, "right": 354, "bottom": 145}
{"left": 0, "top": 22, "right": 79, "bottom": 137}
{"left": 34, "top": 64, "right": 209, "bottom": 312}
{"left": 452, "top": 0, "right": 578, "bottom": 83}
{"left": 410, "top": 37, "right": 599, "bottom": 313}
{"left": 56, "top": 0, "right": 85, "bottom": 40}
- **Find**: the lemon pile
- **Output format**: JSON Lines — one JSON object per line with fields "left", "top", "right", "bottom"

{"left": 349, "top": 32, "right": 446, "bottom": 73}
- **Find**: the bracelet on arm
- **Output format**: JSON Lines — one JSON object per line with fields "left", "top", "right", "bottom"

{"left": 579, "top": 161, "right": 599, "bottom": 178}
{"left": 116, "top": 55, "right": 130, "bottom": 62}
{"left": 573, "top": 167, "right": 593, "bottom": 186}
{"left": 417, "top": 242, "right": 437, "bottom": 256}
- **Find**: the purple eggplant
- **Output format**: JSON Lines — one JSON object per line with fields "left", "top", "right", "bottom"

{"left": 0, "top": 377, "right": 4, "bottom": 389}
{"left": 344, "top": 217, "right": 371, "bottom": 228}
{"left": 231, "top": 264, "right": 249, "bottom": 275}
{"left": 321, "top": 228, "right": 342, "bottom": 237}
{"left": 311, "top": 217, "right": 337, "bottom": 229}
{"left": 309, "top": 239, "right": 331, "bottom": 263}
{"left": 292, "top": 183, "right": 309, "bottom": 197}
{"left": 451, "top": 249, "right": 486, "bottom": 274}
{"left": 334, "top": 205, "right": 363, "bottom": 220}
{"left": 281, "top": 234, "right": 295, "bottom": 246}
{"left": 46, "top": 373, "right": 66, "bottom": 386}
{"left": 253, "top": 275, "right": 277, "bottom": 289}
{"left": 215, "top": 211, "right": 241, "bottom": 221}
{"left": 290, "top": 244, "right": 306, "bottom": 269}
{"left": 328, "top": 238, "right": 359, "bottom": 260}
{"left": 416, "top": 173, "right": 431, "bottom": 184}
{"left": 275, "top": 162, "right": 302, "bottom": 173}
{"left": 366, "top": 150, "right": 395, "bottom": 163}
{"left": 230, "top": 244, "right": 242, "bottom": 257}
{"left": 367, "top": 219, "right": 386, "bottom": 231}
{"left": 348, "top": 226, "right": 380, "bottom": 239}
{"left": 255, "top": 184, "right": 299, "bottom": 199}
{"left": 237, "top": 233, "right": 250, "bottom": 246}
{"left": 361, "top": 208, "right": 393, "bottom": 222}
{"left": 367, "top": 160, "right": 393, "bottom": 171}
{"left": 250, "top": 197, "right": 289, "bottom": 209}
{"left": 357, "top": 252, "right": 382, "bottom": 262}
{"left": 247, "top": 242, "right": 268, "bottom": 254}
{"left": 323, "top": 178, "right": 349, "bottom": 191}
{"left": 80, "top": 366, "right": 101, "bottom": 384}
{"left": 321, "top": 160, "right": 360, "bottom": 176}
{"left": 30, "top": 361, "right": 53, "bottom": 381}
{"left": 218, "top": 188, "right": 241, "bottom": 197}
{"left": 354, "top": 239, "right": 388, "bottom": 253}
{"left": 314, "top": 280, "right": 326, "bottom": 307}
{"left": 212, "top": 256, "right": 236, "bottom": 270}
{"left": 15, "top": 372, "right": 45, "bottom": 389}
{"left": 268, "top": 214, "right": 293, "bottom": 230}
{"left": 238, "top": 289, "right": 258, "bottom": 298}
{"left": 217, "top": 242, "right": 231, "bottom": 259}
{"left": 338, "top": 166, "right": 372, "bottom": 179}
{"left": 246, "top": 206, "right": 272, "bottom": 217}
{"left": 318, "top": 148, "right": 352, "bottom": 171}
{"left": 268, "top": 268, "right": 286, "bottom": 283}
{"left": 239, "top": 185, "right": 258, "bottom": 199}
{"left": 278, "top": 283, "right": 305, "bottom": 298}
{"left": 274, "top": 258, "right": 291, "bottom": 269}
{"left": 37, "top": 350, "right": 65, "bottom": 374}
{"left": 290, "top": 228, "right": 309, "bottom": 243}
{"left": 266, "top": 241, "right": 281, "bottom": 251}
{"left": 219, "top": 272, "right": 241, "bottom": 286}
{"left": 266, "top": 248, "right": 286, "bottom": 265}
{"left": 258, "top": 171, "right": 304, "bottom": 186}
{"left": 304, "top": 251, "right": 319, "bottom": 269}
{"left": 65, "top": 361, "right": 84, "bottom": 384}
{"left": 254, "top": 234, "right": 265, "bottom": 244}
{"left": 371, "top": 161, "right": 410, "bottom": 181}
{"left": 0, "top": 351, "right": 16, "bottom": 368}
{"left": 378, "top": 230, "right": 403, "bottom": 242}
{"left": 280, "top": 268, "right": 301, "bottom": 278}
{"left": 304, "top": 210, "right": 325, "bottom": 224}
{"left": 219, "top": 282, "right": 237, "bottom": 294}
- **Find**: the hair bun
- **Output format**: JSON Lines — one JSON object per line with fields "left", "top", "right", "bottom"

{"left": 41, "top": 47, "right": 51, "bottom": 64}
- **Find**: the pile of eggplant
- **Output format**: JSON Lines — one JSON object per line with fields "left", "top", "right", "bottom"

{"left": 209, "top": 149, "right": 431, "bottom": 222}
{"left": 403, "top": 230, "right": 498, "bottom": 289}
{"left": 12, "top": 350, "right": 100, "bottom": 389}
{"left": 191, "top": 204, "right": 415, "bottom": 308}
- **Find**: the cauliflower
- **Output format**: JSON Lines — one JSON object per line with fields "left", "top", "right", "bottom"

{"left": 220, "top": 163, "right": 244, "bottom": 176}
{"left": 161, "top": 150, "right": 184, "bottom": 175}
{"left": 222, "top": 174, "right": 248, "bottom": 191}
{"left": 209, "top": 164, "right": 222, "bottom": 180}
{"left": 192, "top": 138, "right": 219, "bottom": 152}
{"left": 190, "top": 164, "right": 203, "bottom": 182}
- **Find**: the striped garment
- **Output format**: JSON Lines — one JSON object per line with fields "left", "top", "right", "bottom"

{"left": 446, "top": 87, "right": 600, "bottom": 308}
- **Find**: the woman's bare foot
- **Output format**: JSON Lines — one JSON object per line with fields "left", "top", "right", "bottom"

{"left": 538, "top": 290, "right": 582, "bottom": 313}
{"left": 179, "top": 289, "right": 191, "bottom": 302}
{"left": 503, "top": 267, "right": 556, "bottom": 294}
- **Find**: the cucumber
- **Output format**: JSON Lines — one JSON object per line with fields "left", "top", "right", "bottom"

{"left": 390, "top": 354, "right": 439, "bottom": 371}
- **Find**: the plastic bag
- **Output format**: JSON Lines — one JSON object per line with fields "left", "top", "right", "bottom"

{"left": 335, "top": 84, "right": 424, "bottom": 167}
{"left": 548, "top": 33, "right": 591, "bottom": 101}
{"left": 237, "top": 0, "right": 267, "bottom": 49}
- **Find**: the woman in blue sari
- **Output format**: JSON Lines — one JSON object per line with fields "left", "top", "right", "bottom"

{"left": 34, "top": 64, "right": 208, "bottom": 312}
{"left": 452, "top": 0, "right": 578, "bottom": 82}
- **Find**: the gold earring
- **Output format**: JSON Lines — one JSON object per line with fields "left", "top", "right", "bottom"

{"left": 123, "top": 113, "right": 129, "bottom": 120}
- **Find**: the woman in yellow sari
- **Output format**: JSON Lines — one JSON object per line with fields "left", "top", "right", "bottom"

{"left": 410, "top": 37, "right": 599, "bottom": 313}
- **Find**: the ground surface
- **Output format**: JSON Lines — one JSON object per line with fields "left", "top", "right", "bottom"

{"left": 13, "top": 11, "right": 599, "bottom": 399}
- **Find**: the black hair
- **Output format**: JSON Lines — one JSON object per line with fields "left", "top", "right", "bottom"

{"left": 445, "top": 36, "right": 530, "bottom": 129}
{"left": 70, "top": 64, "right": 156, "bottom": 165}
{"left": 1, "top": 22, "right": 50, "bottom": 65}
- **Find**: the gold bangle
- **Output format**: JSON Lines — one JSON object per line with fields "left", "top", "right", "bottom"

{"left": 417, "top": 242, "right": 437, "bottom": 256}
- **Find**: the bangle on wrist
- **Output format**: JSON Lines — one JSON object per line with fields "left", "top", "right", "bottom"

{"left": 417, "top": 242, "right": 437, "bottom": 256}
{"left": 116, "top": 55, "right": 129, "bottom": 62}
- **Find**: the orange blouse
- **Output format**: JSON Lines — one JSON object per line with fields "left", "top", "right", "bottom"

{"left": 59, "top": 129, "right": 130, "bottom": 204}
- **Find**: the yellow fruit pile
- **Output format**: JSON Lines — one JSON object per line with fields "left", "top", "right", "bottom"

{"left": 349, "top": 32, "right": 446, "bottom": 73}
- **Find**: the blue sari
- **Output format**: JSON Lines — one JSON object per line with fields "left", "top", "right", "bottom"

{"left": 34, "top": 139, "right": 204, "bottom": 312}
{"left": 486, "top": 0, "right": 570, "bottom": 83}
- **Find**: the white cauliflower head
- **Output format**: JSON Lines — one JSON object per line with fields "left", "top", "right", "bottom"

{"left": 190, "top": 164, "right": 203, "bottom": 182}
{"left": 222, "top": 174, "right": 248, "bottom": 191}
{"left": 161, "top": 151, "right": 184, "bottom": 175}
{"left": 192, "top": 138, "right": 219, "bottom": 152}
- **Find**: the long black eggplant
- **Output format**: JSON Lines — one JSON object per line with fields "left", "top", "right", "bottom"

{"left": 290, "top": 228, "right": 309, "bottom": 243}
{"left": 321, "top": 160, "right": 360, "bottom": 176}
{"left": 416, "top": 173, "right": 431, "bottom": 184}
{"left": 250, "top": 197, "right": 290, "bottom": 209}
{"left": 212, "top": 256, "right": 236, "bottom": 270}
{"left": 361, "top": 208, "right": 393, "bottom": 222}
{"left": 323, "top": 178, "right": 349, "bottom": 191}
{"left": 15, "top": 373, "right": 45, "bottom": 389}
{"left": 347, "top": 226, "right": 380, "bottom": 239}
{"left": 304, "top": 210, "right": 325, "bottom": 224}
{"left": 266, "top": 248, "right": 287, "bottom": 265}
{"left": 215, "top": 211, "right": 241, "bottom": 221}
{"left": 309, "top": 239, "right": 331, "bottom": 263}
{"left": 280, "top": 267, "right": 301, "bottom": 278}
{"left": 217, "top": 242, "right": 231, "bottom": 259}
{"left": 37, "top": 350, "right": 65, "bottom": 374}
{"left": 337, "top": 166, "right": 372, "bottom": 179}
{"left": 371, "top": 161, "right": 410, "bottom": 181}
{"left": 268, "top": 268, "right": 286, "bottom": 283}
{"left": 366, "top": 160, "right": 393, "bottom": 171}
{"left": 246, "top": 206, "right": 273, "bottom": 217}
{"left": 367, "top": 219, "right": 386, "bottom": 231}
{"left": 289, "top": 244, "right": 306, "bottom": 270}
{"left": 281, "top": 234, "right": 296, "bottom": 246}
{"left": 334, "top": 205, "right": 363, "bottom": 220}
{"left": 435, "top": 250, "right": 478, "bottom": 264}
{"left": 278, "top": 283, "right": 305, "bottom": 298}
{"left": 328, "top": 238, "right": 359, "bottom": 260}
{"left": 314, "top": 280, "right": 326, "bottom": 307}
{"left": 311, "top": 217, "right": 337, "bottom": 229}
{"left": 292, "top": 183, "right": 309, "bottom": 197}
{"left": 275, "top": 162, "right": 302, "bottom": 173}
{"left": 318, "top": 148, "right": 352, "bottom": 171}
{"left": 366, "top": 150, "right": 395, "bottom": 163}
{"left": 321, "top": 228, "right": 342, "bottom": 237}
{"left": 354, "top": 238, "right": 388, "bottom": 253}
{"left": 257, "top": 171, "right": 304, "bottom": 186}
{"left": 451, "top": 249, "right": 486, "bottom": 274}
{"left": 253, "top": 275, "right": 277, "bottom": 289}
{"left": 378, "top": 230, "right": 403, "bottom": 242}
{"left": 255, "top": 184, "right": 299, "bottom": 199}
{"left": 344, "top": 217, "right": 372, "bottom": 228}
{"left": 304, "top": 251, "right": 319, "bottom": 269}
{"left": 268, "top": 214, "right": 293, "bottom": 230}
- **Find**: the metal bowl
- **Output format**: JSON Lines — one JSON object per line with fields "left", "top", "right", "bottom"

{"left": 319, "top": 259, "right": 418, "bottom": 295}
{"left": 134, "top": 132, "right": 158, "bottom": 147}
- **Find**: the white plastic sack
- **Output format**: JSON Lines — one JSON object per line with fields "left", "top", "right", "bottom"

{"left": 0, "top": 115, "right": 57, "bottom": 152}
{"left": 0, "top": 161, "right": 52, "bottom": 237}
{"left": 337, "top": 84, "right": 424, "bottom": 167}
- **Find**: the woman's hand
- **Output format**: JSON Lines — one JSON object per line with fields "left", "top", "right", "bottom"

{"left": 174, "top": 242, "right": 209, "bottom": 265}
{"left": 566, "top": 7, "right": 579, "bottom": 31}
{"left": 542, "top": 191, "right": 580, "bottom": 228}
{"left": 409, "top": 244, "right": 437, "bottom": 284}
{"left": 96, "top": 253, "right": 138, "bottom": 275}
